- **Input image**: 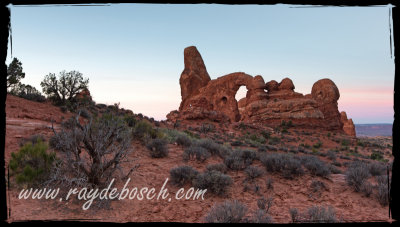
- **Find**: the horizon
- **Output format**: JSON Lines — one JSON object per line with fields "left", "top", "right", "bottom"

{"left": 6, "top": 3, "right": 395, "bottom": 124}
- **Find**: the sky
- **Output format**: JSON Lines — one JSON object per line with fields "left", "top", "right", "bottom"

{"left": 6, "top": 3, "right": 395, "bottom": 124}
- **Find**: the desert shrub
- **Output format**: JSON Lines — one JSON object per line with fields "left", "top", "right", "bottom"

{"left": 300, "top": 156, "right": 331, "bottom": 177}
{"left": 368, "top": 162, "right": 386, "bottom": 176}
{"left": 266, "top": 177, "right": 274, "bottom": 190}
{"left": 160, "top": 128, "right": 192, "bottom": 144}
{"left": 288, "top": 147, "right": 298, "bottom": 154}
{"left": 310, "top": 179, "right": 326, "bottom": 193}
{"left": 345, "top": 161, "right": 371, "bottom": 192}
{"left": 260, "top": 153, "right": 304, "bottom": 179}
{"left": 376, "top": 175, "right": 390, "bottom": 206}
{"left": 266, "top": 145, "right": 278, "bottom": 151}
{"left": 123, "top": 114, "right": 137, "bottom": 127}
{"left": 12, "top": 83, "right": 46, "bottom": 102}
{"left": 261, "top": 130, "right": 271, "bottom": 139}
{"left": 48, "top": 113, "right": 134, "bottom": 187}
{"left": 205, "top": 200, "right": 247, "bottom": 223}
{"left": 289, "top": 208, "right": 300, "bottom": 223}
{"left": 341, "top": 139, "right": 350, "bottom": 146}
{"left": 327, "top": 150, "right": 337, "bottom": 161}
{"left": 19, "top": 134, "right": 46, "bottom": 147}
{"left": 77, "top": 108, "right": 91, "bottom": 119}
{"left": 9, "top": 81, "right": 46, "bottom": 102}
{"left": 370, "top": 151, "right": 384, "bottom": 161}
{"left": 193, "top": 170, "right": 232, "bottom": 196}
{"left": 313, "top": 141, "right": 323, "bottom": 149}
{"left": 307, "top": 205, "right": 337, "bottom": 223}
{"left": 282, "top": 158, "right": 304, "bottom": 179}
{"left": 251, "top": 209, "right": 273, "bottom": 223}
{"left": 244, "top": 166, "right": 264, "bottom": 180}
{"left": 206, "top": 163, "right": 227, "bottom": 173}
{"left": 146, "top": 138, "right": 169, "bottom": 158}
{"left": 176, "top": 134, "right": 192, "bottom": 147}
{"left": 257, "top": 196, "right": 273, "bottom": 212}
{"left": 60, "top": 106, "right": 68, "bottom": 113}
{"left": 195, "top": 138, "right": 229, "bottom": 157}
{"left": 329, "top": 165, "right": 342, "bottom": 174}
{"left": 258, "top": 146, "right": 267, "bottom": 152}
{"left": 332, "top": 161, "right": 342, "bottom": 167}
{"left": 241, "top": 150, "right": 257, "bottom": 163}
{"left": 200, "top": 123, "right": 215, "bottom": 134}
{"left": 376, "top": 183, "right": 389, "bottom": 206}
{"left": 231, "top": 140, "right": 243, "bottom": 146}
{"left": 268, "top": 136, "right": 281, "bottom": 145}
{"left": 224, "top": 153, "right": 245, "bottom": 170}
{"left": 133, "top": 120, "right": 159, "bottom": 142}
{"left": 248, "top": 134, "right": 266, "bottom": 144}
{"left": 224, "top": 149, "right": 256, "bottom": 170}
{"left": 169, "top": 166, "right": 199, "bottom": 186}
{"left": 360, "top": 181, "right": 373, "bottom": 197}
{"left": 9, "top": 139, "right": 56, "bottom": 187}
{"left": 183, "top": 146, "right": 210, "bottom": 162}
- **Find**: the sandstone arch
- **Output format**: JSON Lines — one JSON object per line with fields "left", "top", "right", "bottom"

{"left": 167, "top": 46, "right": 355, "bottom": 136}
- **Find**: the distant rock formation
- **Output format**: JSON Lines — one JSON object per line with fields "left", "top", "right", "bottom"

{"left": 167, "top": 46, "right": 356, "bottom": 137}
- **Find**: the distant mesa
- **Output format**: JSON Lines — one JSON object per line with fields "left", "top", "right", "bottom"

{"left": 167, "top": 46, "right": 356, "bottom": 137}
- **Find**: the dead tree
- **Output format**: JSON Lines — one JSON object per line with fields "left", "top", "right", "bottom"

{"left": 49, "top": 111, "right": 136, "bottom": 187}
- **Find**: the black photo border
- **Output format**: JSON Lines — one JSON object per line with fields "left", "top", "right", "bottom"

{"left": 1, "top": 0, "right": 398, "bottom": 224}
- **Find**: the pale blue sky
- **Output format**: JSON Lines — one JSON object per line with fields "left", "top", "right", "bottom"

{"left": 6, "top": 4, "right": 395, "bottom": 123}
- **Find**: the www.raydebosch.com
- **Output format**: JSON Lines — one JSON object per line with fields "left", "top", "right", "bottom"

{"left": 17, "top": 178, "right": 207, "bottom": 210}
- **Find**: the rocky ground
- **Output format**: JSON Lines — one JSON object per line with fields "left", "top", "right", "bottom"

{"left": 5, "top": 95, "right": 393, "bottom": 223}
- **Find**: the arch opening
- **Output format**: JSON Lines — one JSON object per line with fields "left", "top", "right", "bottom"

{"left": 235, "top": 85, "right": 248, "bottom": 120}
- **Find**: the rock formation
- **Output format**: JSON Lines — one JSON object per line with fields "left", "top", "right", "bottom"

{"left": 76, "top": 88, "right": 92, "bottom": 101}
{"left": 167, "top": 46, "right": 356, "bottom": 136}
{"left": 340, "top": 111, "right": 356, "bottom": 137}
{"left": 179, "top": 46, "right": 211, "bottom": 111}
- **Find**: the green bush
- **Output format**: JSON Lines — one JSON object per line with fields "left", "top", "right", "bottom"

{"left": 124, "top": 114, "right": 137, "bottom": 127}
{"left": 370, "top": 151, "right": 384, "bottom": 161}
{"left": 133, "top": 120, "right": 160, "bottom": 142}
{"left": 341, "top": 139, "right": 350, "bottom": 147}
{"left": 9, "top": 138, "right": 56, "bottom": 187}
{"left": 248, "top": 134, "right": 266, "bottom": 144}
